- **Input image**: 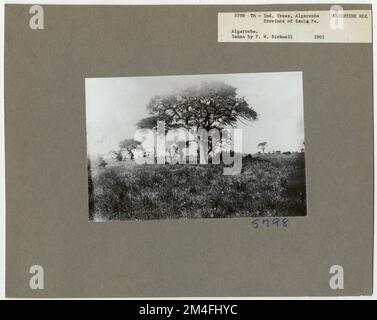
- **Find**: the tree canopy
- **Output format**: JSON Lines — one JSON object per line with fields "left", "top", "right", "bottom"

{"left": 137, "top": 81, "right": 257, "bottom": 132}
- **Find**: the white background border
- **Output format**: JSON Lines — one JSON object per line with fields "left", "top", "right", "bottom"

{"left": 0, "top": 0, "right": 375, "bottom": 300}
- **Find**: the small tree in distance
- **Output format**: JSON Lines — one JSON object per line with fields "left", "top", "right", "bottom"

{"left": 119, "top": 138, "right": 141, "bottom": 161}
{"left": 258, "top": 142, "right": 267, "bottom": 154}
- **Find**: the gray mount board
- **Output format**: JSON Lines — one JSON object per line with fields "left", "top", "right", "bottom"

{"left": 4, "top": 4, "right": 373, "bottom": 297}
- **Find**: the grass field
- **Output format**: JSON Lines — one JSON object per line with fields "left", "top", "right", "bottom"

{"left": 88, "top": 153, "right": 306, "bottom": 221}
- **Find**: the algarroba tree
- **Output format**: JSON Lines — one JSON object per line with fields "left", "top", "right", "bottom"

{"left": 137, "top": 81, "right": 258, "bottom": 154}
{"left": 258, "top": 142, "right": 267, "bottom": 154}
{"left": 119, "top": 138, "right": 141, "bottom": 161}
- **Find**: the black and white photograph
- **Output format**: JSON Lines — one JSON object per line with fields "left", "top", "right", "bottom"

{"left": 3, "top": 2, "right": 375, "bottom": 299}
{"left": 86, "top": 72, "right": 306, "bottom": 221}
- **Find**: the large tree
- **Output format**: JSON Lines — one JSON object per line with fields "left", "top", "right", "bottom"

{"left": 88, "top": 158, "right": 95, "bottom": 220}
{"left": 137, "top": 81, "right": 257, "bottom": 156}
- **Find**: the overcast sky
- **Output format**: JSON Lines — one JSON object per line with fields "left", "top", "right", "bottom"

{"left": 85, "top": 72, "right": 304, "bottom": 158}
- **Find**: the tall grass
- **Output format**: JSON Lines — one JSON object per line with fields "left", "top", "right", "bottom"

{"left": 88, "top": 153, "right": 306, "bottom": 220}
